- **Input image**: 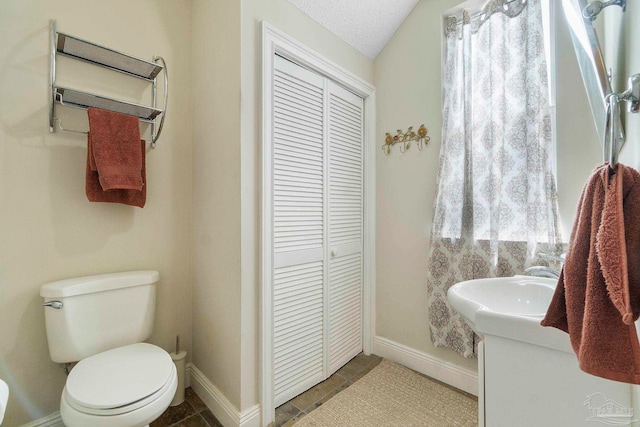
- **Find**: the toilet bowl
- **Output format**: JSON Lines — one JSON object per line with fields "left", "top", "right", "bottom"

{"left": 41, "top": 271, "right": 177, "bottom": 427}
{"left": 59, "top": 343, "right": 177, "bottom": 427}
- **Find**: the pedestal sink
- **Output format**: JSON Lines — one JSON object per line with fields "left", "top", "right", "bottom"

{"left": 0, "top": 379, "right": 8, "bottom": 425}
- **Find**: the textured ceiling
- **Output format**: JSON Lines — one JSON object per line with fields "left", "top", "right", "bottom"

{"left": 287, "top": 0, "right": 421, "bottom": 59}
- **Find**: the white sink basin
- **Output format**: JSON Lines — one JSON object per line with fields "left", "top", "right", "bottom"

{"left": 446, "top": 275, "right": 578, "bottom": 352}
{"left": 0, "top": 379, "right": 8, "bottom": 425}
{"left": 448, "top": 275, "right": 556, "bottom": 329}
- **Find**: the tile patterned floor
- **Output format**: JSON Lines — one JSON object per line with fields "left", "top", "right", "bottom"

{"left": 152, "top": 387, "right": 223, "bottom": 427}
{"left": 155, "top": 353, "right": 475, "bottom": 427}
{"left": 273, "top": 353, "right": 384, "bottom": 427}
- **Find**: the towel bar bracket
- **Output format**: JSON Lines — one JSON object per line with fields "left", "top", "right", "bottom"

{"left": 603, "top": 73, "right": 640, "bottom": 168}
{"left": 54, "top": 118, "right": 87, "bottom": 135}
{"left": 620, "top": 73, "right": 640, "bottom": 114}
{"left": 49, "top": 20, "right": 56, "bottom": 133}
{"left": 582, "top": 0, "right": 626, "bottom": 21}
{"left": 150, "top": 56, "right": 168, "bottom": 149}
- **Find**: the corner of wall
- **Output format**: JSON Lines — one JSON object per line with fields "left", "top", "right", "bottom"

{"left": 191, "top": 0, "right": 244, "bottom": 410}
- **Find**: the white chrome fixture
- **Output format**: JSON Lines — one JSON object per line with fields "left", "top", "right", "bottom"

{"left": 49, "top": 20, "right": 168, "bottom": 148}
{"left": 524, "top": 266, "right": 560, "bottom": 279}
{"left": 41, "top": 271, "right": 176, "bottom": 427}
{"left": 582, "top": 0, "right": 626, "bottom": 21}
{"left": 565, "top": 0, "right": 638, "bottom": 165}
{"left": 42, "top": 300, "right": 63, "bottom": 309}
{"left": 603, "top": 74, "right": 640, "bottom": 167}
{"left": 564, "top": 0, "right": 624, "bottom": 149}
{"left": 524, "top": 252, "right": 565, "bottom": 279}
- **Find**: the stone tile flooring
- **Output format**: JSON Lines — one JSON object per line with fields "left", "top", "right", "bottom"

{"left": 155, "top": 352, "right": 474, "bottom": 427}
{"left": 152, "top": 387, "right": 223, "bottom": 427}
{"left": 274, "top": 353, "right": 383, "bottom": 427}
{"left": 153, "top": 353, "right": 381, "bottom": 427}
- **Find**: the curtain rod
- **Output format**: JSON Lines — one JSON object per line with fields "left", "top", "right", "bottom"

{"left": 444, "top": 0, "right": 528, "bottom": 35}
{"left": 445, "top": 0, "right": 527, "bottom": 28}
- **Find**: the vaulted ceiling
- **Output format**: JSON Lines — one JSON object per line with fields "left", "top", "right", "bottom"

{"left": 287, "top": 0, "right": 422, "bottom": 59}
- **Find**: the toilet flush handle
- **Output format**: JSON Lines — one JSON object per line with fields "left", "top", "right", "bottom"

{"left": 43, "top": 301, "right": 63, "bottom": 309}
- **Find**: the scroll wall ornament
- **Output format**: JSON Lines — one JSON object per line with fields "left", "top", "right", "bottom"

{"left": 383, "top": 124, "right": 430, "bottom": 155}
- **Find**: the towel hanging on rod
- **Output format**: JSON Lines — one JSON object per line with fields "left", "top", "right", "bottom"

{"left": 52, "top": 89, "right": 166, "bottom": 139}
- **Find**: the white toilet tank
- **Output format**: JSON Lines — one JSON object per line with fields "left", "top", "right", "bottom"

{"left": 40, "top": 271, "right": 160, "bottom": 363}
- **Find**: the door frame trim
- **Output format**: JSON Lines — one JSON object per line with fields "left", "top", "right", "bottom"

{"left": 261, "top": 21, "right": 376, "bottom": 426}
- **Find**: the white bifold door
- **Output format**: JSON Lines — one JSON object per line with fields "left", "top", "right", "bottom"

{"left": 271, "top": 54, "right": 364, "bottom": 406}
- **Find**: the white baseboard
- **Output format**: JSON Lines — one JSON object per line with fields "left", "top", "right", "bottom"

{"left": 189, "top": 364, "right": 261, "bottom": 427}
{"left": 372, "top": 335, "right": 479, "bottom": 396}
{"left": 239, "top": 404, "right": 261, "bottom": 427}
{"left": 20, "top": 412, "right": 63, "bottom": 427}
{"left": 185, "top": 362, "right": 192, "bottom": 388}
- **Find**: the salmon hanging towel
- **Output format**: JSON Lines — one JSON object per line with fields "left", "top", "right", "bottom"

{"left": 541, "top": 163, "right": 640, "bottom": 384}
{"left": 85, "top": 107, "right": 146, "bottom": 208}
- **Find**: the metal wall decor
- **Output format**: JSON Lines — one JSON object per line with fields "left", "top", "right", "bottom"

{"left": 383, "top": 124, "right": 430, "bottom": 155}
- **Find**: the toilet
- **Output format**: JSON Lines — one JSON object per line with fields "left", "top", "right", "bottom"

{"left": 41, "top": 271, "right": 177, "bottom": 427}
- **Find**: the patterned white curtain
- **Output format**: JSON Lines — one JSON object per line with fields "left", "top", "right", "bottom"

{"left": 427, "top": 0, "right": 563, "bottom": 358}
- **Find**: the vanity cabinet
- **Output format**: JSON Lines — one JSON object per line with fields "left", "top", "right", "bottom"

{"left": 480, "top": 334, "right": 637, "bottom": 427}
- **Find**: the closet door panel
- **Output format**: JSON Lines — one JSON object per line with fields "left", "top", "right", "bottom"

{"left": 274, "top": 260, "right": 324, "bottom": 404}
{"left": 327, "top": 82, "right": 364, "bottom": 374}
{"left": 272, "top": 55, "right": 325, "bottom": 406}
{"left": 270, "top": 55, "right": 365, "bottom": 404}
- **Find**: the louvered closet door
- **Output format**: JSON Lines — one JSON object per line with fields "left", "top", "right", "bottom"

{"left": 327, "top": 81, "right": 364, "bottom": 374}
{"left": 272, "top": 55, "right": 326, "bottom": 406}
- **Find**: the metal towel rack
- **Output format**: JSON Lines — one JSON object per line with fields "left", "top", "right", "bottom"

{"left": 603, "top": 74, "right": 640, "bottom": 168}
{"left": 48, "top": 20, "right": 168, "bottom": 148}
{"left": 582, "top": 0, "right": 626, "bottom": 21}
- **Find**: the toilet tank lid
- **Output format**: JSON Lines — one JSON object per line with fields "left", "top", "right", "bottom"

{"left": 40, "top": 271, "right": 159, "bottom": 298}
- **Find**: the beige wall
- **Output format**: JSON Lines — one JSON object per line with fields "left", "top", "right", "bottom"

{"left": 239, "top": 0, "right": 374, "bottom": 411}
{"left": 374, "top": 0, "right": 479, "bottom": 374}
{"left": 555, "top": 0, "right": 603, "bottom": 237}
{"left": 0, "top": 1, "right": 193, "bottom": 426}
{"left": 191, "top": 0, "right": 243, "bottom": 410}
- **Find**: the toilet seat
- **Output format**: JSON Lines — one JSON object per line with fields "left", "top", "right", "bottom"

{"left": 64, "top": 343, "right": 175, "bottom": 416}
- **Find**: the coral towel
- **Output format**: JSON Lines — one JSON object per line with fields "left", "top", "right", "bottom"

{"left": 85, "top": 108, "right": 146, "bottom": 208}
{"left": 542, "top": 163, "right": 640, "bottom": 384}
{"left": 86, "top": 139, "right": 147, "bottom": 208}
